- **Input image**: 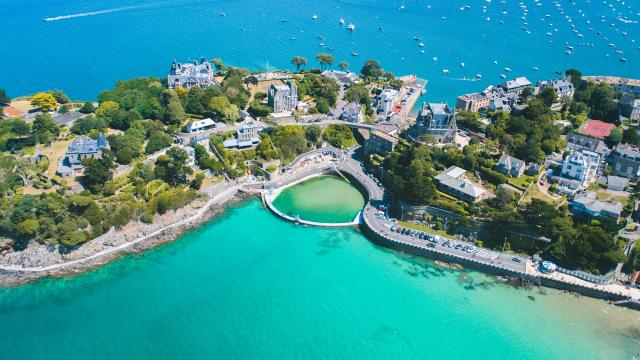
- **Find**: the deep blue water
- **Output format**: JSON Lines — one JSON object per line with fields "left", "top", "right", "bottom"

{"left": 1, "top": 0, "right": 638, "bottom": 103}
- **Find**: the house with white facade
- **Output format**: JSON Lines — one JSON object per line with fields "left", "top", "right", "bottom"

{"left": 434, "top": 166, "right": 487, "bottom": 203}
{"left": 560, "top": 150, "right": 600, "bottom": 186}
{"left": 321, "top": 70, "right": 358, "bottom": 85}
{"left": 168, "top": 59, "right": 217, "bottom": 90}
{"left": 185, "top": 118, "right": 218, "bottom": 133}
{"left": 499, "top": 77, "right": 532, "bottom": 96}
{"left": 375, "top": 89, "right": 399, "bottom": 116}
{"left": 536, "top": 77, "right": 575, "bottom": 109}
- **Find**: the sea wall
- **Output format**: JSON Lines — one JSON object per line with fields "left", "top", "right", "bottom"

{"left": 360, "top": 219, "right": 640, "bottom": 309}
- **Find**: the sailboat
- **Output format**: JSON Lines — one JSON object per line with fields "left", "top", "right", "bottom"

{"left": 339, "top": 17, "right": 345, "bottom": 25}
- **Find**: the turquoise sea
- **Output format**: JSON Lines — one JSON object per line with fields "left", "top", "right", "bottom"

{"left": 3, "top": 1, "right": 640, "bottom": 358}
{"left": 1, "top": 0, "right": 638, "bottom": 104}
{"left": 1, "top": 199, "right": 640, "bottom": 359}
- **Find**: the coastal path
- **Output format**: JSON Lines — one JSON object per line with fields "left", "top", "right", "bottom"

{"left": 0, "top": 183, "right": 240, "bottom": 273}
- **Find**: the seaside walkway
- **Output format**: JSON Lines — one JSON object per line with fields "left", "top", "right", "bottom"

{"left": 269, "top": 147, "right": 640, "bottom": 304}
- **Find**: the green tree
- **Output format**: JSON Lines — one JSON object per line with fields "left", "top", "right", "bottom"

{"left": 17, "top": 219, "right": 39, "bottom": 238}
{"left": 32, "top": 113, "right": 60, "bottom": 145}
{"left": 191, "top": 171, "right": 205, "bottom": 189}
{"left": 162, "top": 89, "right": 186, "bottom": 125}
{"left": 71, "top": 115, "right": 107, "bottom": 135}
{"left": 305, "top": 125, "right": 322, "bottom": 144}
{"left": 315, "top": 53, "right": 334, "bottom": 70}
{"left": 79, "top": 102, "right": 95, "bottom": 114}
{"left": 48, "top": 89, "right": 70, "bottom": 104}
{"left": 211, "top": 58, "right": 225, "bottom": 74}
{"left": 360, "top": 59, "right": 383, "bottom": 78}
{"left": 338, "top": 61, "right": 350, "bottom": 71}
{"left": 538, "top": 87, "right": 558, "bottom": 107}
{"left": 291, "top": 56, "right": 308, "bottom": 71}
{"left": 81, "top": 151, "right": 115, "bottom": 194}
{"left": 623, "top": 127, "right": 640, "bottom": 146}
{"left": 145, "top": 131, "right": 174, "bottom": 154}
{"left": 248, "top": 101, "right": 273, "bottom": 118}
{"left": 605, "top": 127, "right": 623, "bottom": 148}
{"left": 565, "top": 69, "right": 582, "bottom": 88}
{"left": 272, "top": 125, "right": 308, "bottom": 162}
{"left": 185, "top": 86, "right": 206, "bottom": 114}
{"left": 315, "top": 98, "right": 330, "bottom": 114}
{"left": 322, "top": 124, "right": 356, "bottom": 149}
{"left": 154, "top": 147, "right": 193, "bottom": 186}
{"left": 0, "top": 89, "right": 11, "bottom": 106}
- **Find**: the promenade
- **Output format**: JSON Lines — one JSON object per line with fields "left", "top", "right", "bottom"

{"left": 273, "top": 147, "right": 640, "bottom": 306}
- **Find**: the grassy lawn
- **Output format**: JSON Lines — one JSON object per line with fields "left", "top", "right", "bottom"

{"left": 40, "top": 139, "right": 72, "bottom": 178}
{"left": 596, "top": 190, "right": 630, "bottom": 207}
{"left": 507, "top": 174, "right": 535, "bottom": 189}
{"left": 396, "top": 220, "right": 455, "bottom": 240}
{"left": 521, "top": 183, "right": 559, "bottom": 204}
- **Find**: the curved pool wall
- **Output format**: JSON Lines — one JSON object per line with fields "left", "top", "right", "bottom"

{"left": 264, "top": 171, "right": 368, "bottom": 227}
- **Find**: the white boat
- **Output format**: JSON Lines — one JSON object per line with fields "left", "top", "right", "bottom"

{"left": 339, "top": 17, "right": 345, "bottom": 25}
{"left": 351, "top": 52, "right": 359, "bottom": 56}
{"left": 312, "top": 15, "right": 318, "bottom": 20}
{"left": 219, "top": 12, "right": 226, "bottom": 17}
{"left": 442, "top": 69, "right": 449, "bottom": 74}
{"left": 620, "top": 58, "right": 627, "bottom": 62}
{"left": 493, "top": 60, "right": 498, "bottom": 64}
{"left": 418, "top": 42, "right": 425, "bottom": 47}
{"left": 504, "top": 67, "right": 512, "bottom": 72}
{"left": 460, "top": 62, "right": 465, "bottom": 67}
{"left": 347, "top": 23, "right": 355, "bottom": 31}
{"left": 532, "top": 66, "right": 539, "bottom": 71}
{"left": 476, "top": 74, "right": 482, "bottom": 78}
{"left": 432, "top": 57, "right": 438, "bottom": 62}
{"left": 499, "top": 74, "right": 507, "bottom": 78}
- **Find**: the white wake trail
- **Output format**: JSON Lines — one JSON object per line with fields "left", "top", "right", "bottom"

{"left": 43, "top": 2, "right": 178, "bottom": 22}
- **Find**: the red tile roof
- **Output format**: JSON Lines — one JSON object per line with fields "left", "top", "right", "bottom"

{"left": 580, "top": 120, "right": 616, "bottom": 139}
{"left": 2, "top": 106, "right": 22, "bottom": 118}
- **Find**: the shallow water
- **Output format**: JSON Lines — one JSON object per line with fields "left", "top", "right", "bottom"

{"left": 271, "top": 175, "right": 365, "bottom": 223}
{"left": 1, "top": 199, "right": 640, "bottom": 359}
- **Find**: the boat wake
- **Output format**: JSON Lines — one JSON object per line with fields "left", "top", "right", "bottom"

{"left": 43, "top": 1, "right": 178, "bottom": 22}
{"left": 449, "top": 77, "right": 481, "bottom": 82}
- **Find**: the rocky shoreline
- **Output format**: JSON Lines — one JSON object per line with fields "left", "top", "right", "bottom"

{"left": 0, "top": 187, "right": 252, "bottom": 288}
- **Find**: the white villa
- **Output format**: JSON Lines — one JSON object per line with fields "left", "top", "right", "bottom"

{"left": 168, "top": 58, "right": 217, "bottom": 90}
